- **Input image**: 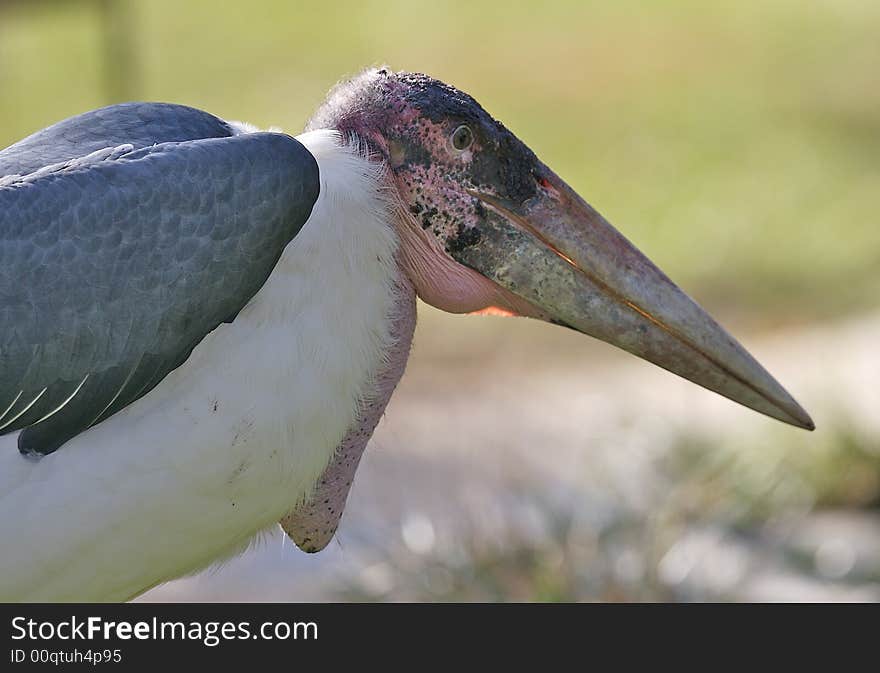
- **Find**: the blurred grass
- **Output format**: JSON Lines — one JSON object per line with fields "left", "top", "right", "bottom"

{"left": 1, "top": 0, "right": 878, "bottom": 322}
{"left": 667, "top": 418, "right": 880, "bottom": 522}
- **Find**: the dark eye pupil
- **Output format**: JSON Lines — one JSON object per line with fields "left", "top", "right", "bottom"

{"left": 452, "top": 125, "right": 472, "bottom": 150}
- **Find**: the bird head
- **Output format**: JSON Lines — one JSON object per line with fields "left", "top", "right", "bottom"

{"left": 307, "top": 68, "right": 813, "bottom": 430}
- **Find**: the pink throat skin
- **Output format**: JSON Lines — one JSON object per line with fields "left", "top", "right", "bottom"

{"left": 280, "top": 272, "right": 417, "bottom": 552}
{"left": 394, "top": 206, "right": 549, "bottom": 319}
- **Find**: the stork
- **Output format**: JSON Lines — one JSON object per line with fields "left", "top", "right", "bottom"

{"left": 0, "top": 68, "right": 813, "bottom": 601}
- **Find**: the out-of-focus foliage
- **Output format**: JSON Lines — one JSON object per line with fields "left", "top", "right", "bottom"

{"left": 336, "top": 424, "right": 880, "bottom": 602}
{"left": 1, "top": 0, "right": 878, "bottom": 319}
{"left": 2, "top": 1, "right": 878, "bottom": 603}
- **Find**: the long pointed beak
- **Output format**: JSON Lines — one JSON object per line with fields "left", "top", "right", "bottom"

{"left": 456, "top": 165, "right": 814, "bottom": 430}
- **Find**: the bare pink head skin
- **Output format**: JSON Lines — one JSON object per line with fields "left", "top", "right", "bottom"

{"left": 306, "top": 69, "right": 550, "bottom": 319}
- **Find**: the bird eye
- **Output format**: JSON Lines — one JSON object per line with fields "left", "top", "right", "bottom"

{"left": 450, "top": 125, "right": 473, "bottom": 151}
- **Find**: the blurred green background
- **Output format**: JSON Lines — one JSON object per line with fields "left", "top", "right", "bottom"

{"left": 1, "top": 0, "right": 878, "bottom": 601}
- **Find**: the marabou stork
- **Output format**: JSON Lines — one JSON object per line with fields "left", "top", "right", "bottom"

{"left": 0, "top": 68, "right": 813, "bottom": 601}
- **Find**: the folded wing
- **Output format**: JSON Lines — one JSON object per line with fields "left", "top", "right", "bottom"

{"left": 0, "top": 120, "right": 319, "bottom": 455}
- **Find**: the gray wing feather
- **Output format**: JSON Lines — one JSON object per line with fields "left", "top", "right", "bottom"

{"left": 0, "top": 130, "right": 319, "bottom": 455}
{"left": 0, "top": 103, "right": 234, "bottom": 178}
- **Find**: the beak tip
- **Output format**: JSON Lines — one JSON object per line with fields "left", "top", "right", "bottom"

{"left": 796, "top": 414, "right": 816, "bottom": 432}
{"left": 776, "top": 397, "right": 815, "bottom": 431}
